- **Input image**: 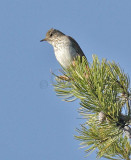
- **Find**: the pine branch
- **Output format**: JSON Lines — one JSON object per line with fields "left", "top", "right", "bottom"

{"left": 52, "top": 55, "right": 131, "bottom": 159}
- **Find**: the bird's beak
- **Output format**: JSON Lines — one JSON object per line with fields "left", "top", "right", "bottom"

{"left": 40, "top": 38, "right": 47, "bottom": 42}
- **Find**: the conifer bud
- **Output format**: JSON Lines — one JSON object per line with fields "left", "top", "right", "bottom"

{"left": 123, "top": 126, "right": 131, "bottom": 139}
{"left": 98, "top": 111, "right": 106, "bottom": 123}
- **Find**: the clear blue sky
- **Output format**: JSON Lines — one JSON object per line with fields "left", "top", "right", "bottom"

{"left": 0, "top": 0, "right": 131, "bottom": 160}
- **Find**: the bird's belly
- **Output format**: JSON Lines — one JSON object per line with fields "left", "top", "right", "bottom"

{"left": 54, "top": 47, "right": 77, "bottom": 68}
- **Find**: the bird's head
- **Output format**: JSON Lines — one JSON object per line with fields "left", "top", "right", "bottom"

{"left": 40, "top": 28, "right": 65, "bottom": 45}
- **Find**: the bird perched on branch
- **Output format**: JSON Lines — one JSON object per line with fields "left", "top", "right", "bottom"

{"left": 40, "top": 28, "right": 86, "bottom": 68}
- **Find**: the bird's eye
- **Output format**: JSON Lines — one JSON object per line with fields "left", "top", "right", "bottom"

{"left": 50, "top": 33, "right": 53, "bottom": 37}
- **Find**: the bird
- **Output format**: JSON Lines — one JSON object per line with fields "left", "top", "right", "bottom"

{"left": 40, "top": 28, "right": 86, "bottom": 68}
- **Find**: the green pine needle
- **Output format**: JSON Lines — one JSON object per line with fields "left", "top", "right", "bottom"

{"left": 52, "top": 55, "right": 131, "bottom": 159}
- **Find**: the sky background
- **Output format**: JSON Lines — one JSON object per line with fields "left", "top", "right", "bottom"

{"left": 0, "top": 0, "right": 131, "bottom": 160}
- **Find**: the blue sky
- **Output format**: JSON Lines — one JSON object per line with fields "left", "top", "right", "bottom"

{"left": 0, "top": 0, "right": 131, "bottom": 160}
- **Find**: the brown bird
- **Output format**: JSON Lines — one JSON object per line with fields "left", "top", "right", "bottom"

{"left": 40, "top": 28, "right": 86, "bottom": 68}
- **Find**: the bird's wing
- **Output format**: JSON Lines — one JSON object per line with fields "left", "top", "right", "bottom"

{"left": 68, "top": 36, "right": 86, "bottom": 58}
